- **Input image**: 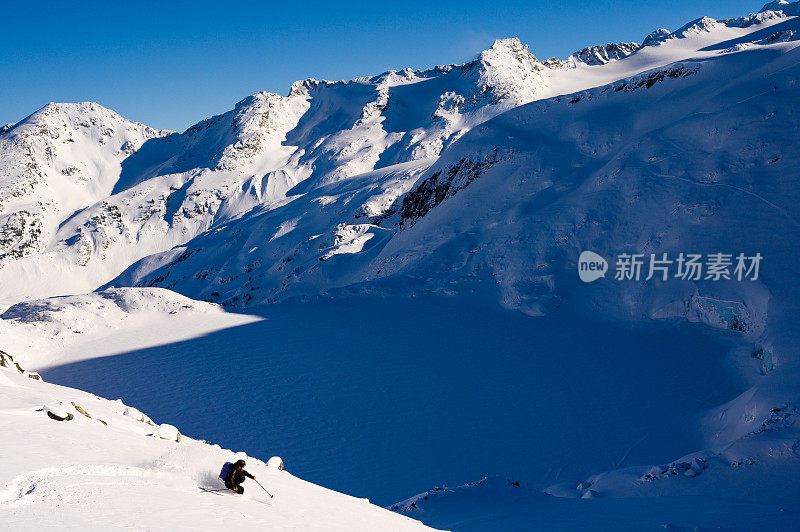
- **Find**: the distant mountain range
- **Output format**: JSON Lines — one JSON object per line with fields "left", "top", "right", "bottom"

{"left": 0, "top": 2, "right": 797, "bottom": 312}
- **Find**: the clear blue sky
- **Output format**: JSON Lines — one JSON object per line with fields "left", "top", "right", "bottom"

{"left": 1, "top": 0, "right": 759, "bottom": 131}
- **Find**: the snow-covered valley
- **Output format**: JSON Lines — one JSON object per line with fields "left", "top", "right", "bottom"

{"left": 39, "top": 295, "right": 751, "bottom": 505}
{"left": 3, "top": 1, "right": 800, "bottom": 529}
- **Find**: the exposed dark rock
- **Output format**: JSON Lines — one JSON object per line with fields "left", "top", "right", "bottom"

{"left": 400, "top": 150, "right": 499, "bottom": 226}
{"left": 572, "top": 43, "right": 641, "bottom": 65}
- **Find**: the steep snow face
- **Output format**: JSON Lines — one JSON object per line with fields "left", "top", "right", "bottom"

{"left": 219, "top": 36, "right": 550, "bottom": 187}
{"left": 0, "top": 102, "right": 167, "bottom": 264}
{"left": 469, "top": 38, "right": 549, "bottom": 104}
{"left": 112, "top": 17, "right": 800, "bottom": 316}
{"left": 109, "top": 90, "right": 311, "bottom": 198}
{"left": 0, "top": 363, "right": 435, "bottom": 531}
{"left": 2, "top": 4, "right": 796, "bottom": 304}
{"left": 0, "top": 38, "right": 555, "bottom": 303}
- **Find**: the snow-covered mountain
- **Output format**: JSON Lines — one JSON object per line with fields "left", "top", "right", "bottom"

{"left": 0, "top": 37, "right": 559, "bottom": 303}
{"left": 3, "top": 1, "right": 800, "bottom": 530}
{"left": 2, "top": 3, "right": 798, "bottom": 306}
{"left": 108, "top": 3, "right": 799, "bottom": 314}
{"left": 0, "top": 103, "right": 167, "bottom": 263}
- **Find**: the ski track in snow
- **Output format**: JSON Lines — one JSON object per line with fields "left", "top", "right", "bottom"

{"left": 0, "top": 465, "right": 153, "bottom": 506}
{"left": 659, "top": 172, "right": 800, "bottom": 227}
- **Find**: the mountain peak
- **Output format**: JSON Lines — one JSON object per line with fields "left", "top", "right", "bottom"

{"left": 488, "top": 37, "right": 525, "bottom": 51}
{"left": 570, "top": 42, "right": 641, "bottom": 66}
{"left": 673, "top": 16, "right": 721, "bottom": 37}
{"left": 463, "top": 37, "right": 548, "bottom": 105}
{"left": 643, "top": 28, "right": 672, "bottom": 46}
{"left": 761, "top": 0, "right": 800, "bottom": 14}
{"left": 480, "top": 37, "right": 539, "bottom": 64}
{"left": 9, "top": 102, "right": 166, "bottom": 139}
{"left": 30, "top": 101, "right": 116, "bottom": 122}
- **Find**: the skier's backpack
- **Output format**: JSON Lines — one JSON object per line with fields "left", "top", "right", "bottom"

{"left": 219, "top": 462, "right": 232, "bottom": 481}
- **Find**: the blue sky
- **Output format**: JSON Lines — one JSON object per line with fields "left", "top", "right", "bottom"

{"left": 1, "top": 0, "right": 758, "bottom": 131}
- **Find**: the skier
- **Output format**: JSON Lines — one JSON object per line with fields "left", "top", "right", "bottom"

{"left": 224, "top": 459, "right": 256, "bottom": 494}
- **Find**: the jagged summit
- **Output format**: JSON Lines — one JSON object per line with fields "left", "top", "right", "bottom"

{"left": 641, "top": 0, "right": 800, "bottom": 46}
{"left": 570, "top": 42, "right": 641, "bottom": 66}
{"left": 761, "top": 0, "right": 800, "bottom": 14}
{"left": 1, "top": 0, "right": 799, "bottom": 302}
{"left": 480, "top": 37, "right": 539, "bottom": 63}
{"left": 675, "top": 16, "right": 720, "bottom": 37}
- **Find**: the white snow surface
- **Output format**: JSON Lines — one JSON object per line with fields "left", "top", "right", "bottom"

{"left": 0, "top": 287, "right": 261, "bottom": 370}
{"left": 0, "top": 365, "right": 435, "bottom": 531}
{"left": 0, "top": 4, "right": 794, "bottom": 304}
{"left": 2, "top": 2, "right": 800, "bottom": 530}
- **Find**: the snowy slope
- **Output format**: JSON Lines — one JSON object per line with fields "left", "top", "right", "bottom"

{"left": 113, "top": 6, "right": 800, "bottom": 313}
{"left": 101, "top": 2, "right": 800, "bottom": 527}
{"left": 0, "top": 287, "right": 261, "bottom": 369}
{"left": 0, "top": 362, "right": 436, "bottom": 531}
{"left": 0, "top": 38, "right": 556, "bottom": 303}
{"left": 390, "top": 476, "right": 799, "bottom": 530}
{"left": 3, "top": 2, "right": 800, "bottom": 530}
{"left": 0, "top": 103, "right": 167, "bottom": 263}
{"left": 8, "top": 6, "right": 794, "bottom": 302}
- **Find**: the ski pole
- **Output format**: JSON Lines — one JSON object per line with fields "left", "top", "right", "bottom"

{"left": 254, "top": 479, "right": 273, "bottom": 498}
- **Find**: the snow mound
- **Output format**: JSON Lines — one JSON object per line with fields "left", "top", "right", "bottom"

{"left": 0, "top": 287, "right": 261, "bottom": 370}
{"left": 155, "top": 423, "right": 181, "bottom": 442}
{"left": 642, "top": 28, "right": 673, "bottom": 46}
{"left": 394, "top": 471, "right": 799, "bottom": 530}
{"left": 1, "top": 287, "right": 220, "bottom": 330}
{"left": 391, "top": 476, "right": 525, "bottom": 514}
{"left": 267, "top": 456, "right": 285, "bottom": 471}
{"left": 124, "top": 406, "right": 152, "bottom": 424}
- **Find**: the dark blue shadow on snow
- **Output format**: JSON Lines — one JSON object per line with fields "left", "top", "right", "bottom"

{"left": 43, "top": 296, "right": 745, "bottom": 507}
